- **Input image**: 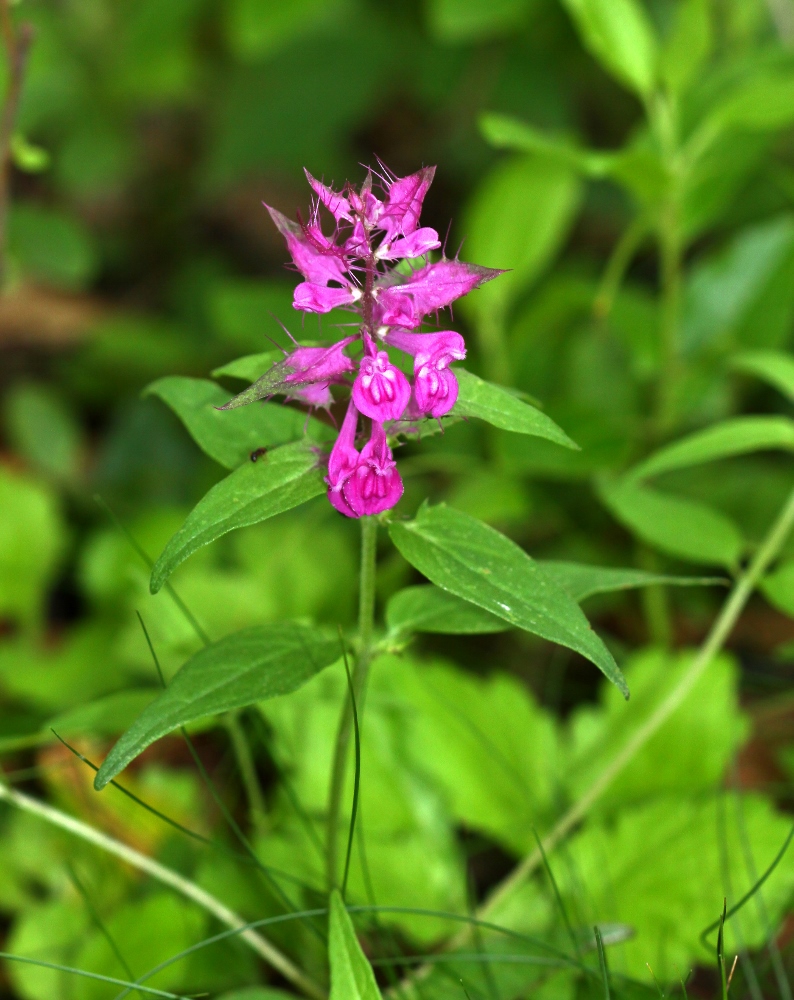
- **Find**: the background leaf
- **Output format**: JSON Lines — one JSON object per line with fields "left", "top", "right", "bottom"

{"left": 389, "top": 503, "right": 628, "bottom": 695}
{"left": 150, "top": 442, "right": 327, "bottom": 593}
{"left": 627, "top": 416, "right": 794, "bottom": 481}
{"left": 598, "top": 478, "right": 744, "bottom": 568}
{"left": 539, "top": 560, "right": 724, "bottom": 601}
{"left": 732, "top": 349, "right": 794, "bottom": 401}
{"left": 386, "top": 584, "right": 508, "bottom": 635}
{"left": 95, "top": 622, "right": 341, "bottom": 787}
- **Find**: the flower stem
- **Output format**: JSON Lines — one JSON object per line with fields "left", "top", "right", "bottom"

{"left": 0, "top": 781, "right": 326, "bottom": 1000}
{"left": 326, "top": 515, "right": 378, "bottom": 889}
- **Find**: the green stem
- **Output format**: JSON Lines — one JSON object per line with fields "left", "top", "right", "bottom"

{"left": 593, "top": 213, "right": 649, "bottom": 321}
{"left": 391, "top": 481, "right": 794, "bottom": 995}
{"left": 0, "top": 781, "right": 326, "bottom": 1000}
{"left": 326, "top": 515, "right": 378, "bottom": 890}
{"left": 226, "top": 712, "right": 267, "bottom": 835}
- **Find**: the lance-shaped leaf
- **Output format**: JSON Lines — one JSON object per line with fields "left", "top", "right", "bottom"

{"left": 626, "top": 416, "right": 794, "bottom": 482}
{"left": 731, "top": 350, "right": 794, "bottom": 403}
{"left": 480, "top": 113, "right": 618, "bottom": 177}
{"left": 146, "top": 376, "right": 332, "bottom": 469}
{"left": 215, "top": 356, "right": 304, "bottom": 410}
{"left": 329, "top": 890, "right": 382, "bottom": 1000}
{"left": 389, "top": 503, "right": 628, "bottom": 697}
{"left": 212, "top": 350, "right": 284, "bottom": 382}
{"left": 598, "top": 479, "right": 744, "bottom": 569}
{"left": 453, "top": 368, "right": 578, "bottom": 448}
{"left": 538, "top": 560, "right": 724, "bottom": 601}
{"left": 94, "top": 623, "right": 341, "bottom": 788}
{"left": 150, "top": 441, "right": 326, "bottom": 593}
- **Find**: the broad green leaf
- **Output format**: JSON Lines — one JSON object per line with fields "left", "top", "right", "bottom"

{"left": 400, "top": 659, "right": 559, "bottom": 855}
{"left": 732, "top": 349, "right": 794, "bottom": 402}
{"left": 660, "top": 0, "right": 711, "bottom": 95}
{"left": 9, "top": 203, "right": 98, "bottom": 291}
{"left": 329, "top": 890, "right": 381, "bottom": 1000}
{"left": 94, "top": 623, "right": 341, "bottom": 788}
{"left": 0, "top": 466, "right": 65, "bottom": 627}
{"left": 760, "top": 559, "right": 794, "bottom": 616}
{"left": 560, "top": 0, "right": 658, "bottom": 97}
{"left": 150, "top": 442, "right": 326, "bottom": 593}
{"left": 682, "top": 216, "right": 794, "bottom": 351}
{"left": 453, "top": 368, "right": 578, "bottom": 448}
{"left": 539, "top": 560, "right": 724, "bottom": 601}
{"left": 426, "top": 0, "right": 534, "bottom": 42}
{"left": 479, "top": 113, "right": 616, "bottom": 176}
{"left": 461, "top": 155, "right": 581, "bottom": 324}
{"left": 560, "top": 794, "right": 794, "bottom": 981}
{"left": 386, "top": 585, "right": 508, "bottom": 635}
{"left": 709, "top": 70, "right": 794, "bottom": 133}
{"left": 627, "top": 416, "right": 794, "bottom": 481}
{"left": 389, "top": 503, "right": 628, "bottom": 696}
{"left": 145, "top": 376, "right": 331, "bottom": 469}
{"left": 212, "top": 350, "right": 284, "bottom": 381}
{"left": 566, "top": 647, "right": 747, "bottom": 811}
{"left": 598, "top": 479, "right": 744, "bottom": 568}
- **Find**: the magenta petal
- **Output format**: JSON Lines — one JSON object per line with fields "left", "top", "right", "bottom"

{"left": 266, "top": 205, "right": 350, "bottom": 287}
{"left": 304, "top": 169, "right": 352, "bottom": 223}
{"left": 381, "top": 166, "right": 435, "bottom": 240}
{"left": 293, "top": 282, "right": 358, "bottom": 313}
{"left": 378, "top": 227, "right": 441, "bottom": 260}
{"left": 283, "top": 337, "right": 356, "bottom": 387}
{"left": 328, "top": 486, "right": 359, "bottom": 517}
{"left": 414, "top": 366, "right": 460, "bottom": 417}
{"left": 385, "top": 330, "right": 466, "bottom": 365}
{"left": 352, "top": 342, "right": 412, "bottom": 422}
{"left": 325, "top": 400, "right": 360, "bottom": 518}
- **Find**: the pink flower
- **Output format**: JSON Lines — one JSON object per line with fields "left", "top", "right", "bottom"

{"left": 379, "top": 166, "right": 435, "bottom": 241}
{"left": 344, "top": 421, "right": 403, "bottom": 517}
{"left": 352, "top": 332, "right": 411, "bottom": 422}
{"left": 385, "top": 330, "right": 466, "bottom": 417}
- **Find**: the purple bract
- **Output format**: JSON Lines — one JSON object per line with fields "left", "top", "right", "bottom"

{"left": 222, "top": 164, "right": 502, "bottom": 518}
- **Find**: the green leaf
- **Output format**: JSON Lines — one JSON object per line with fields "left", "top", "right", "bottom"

{"left": 479, "top": 113, "right": 617, "bottom": 177}
{"left": 453, "top": 368, "right": 578, "bottom": 448}
{"left": 627, "top": 416, "right": 794, "bottom": 481}
{"left": 386, "top": 585, "right": 508, "bottom": 635}
{"left": 3, "top": 383, "right": 82, "bottom": 485}
{"left": 0, "top": 466, "right": 65, "bottom": 628}
{"left": 150, "top": 441, "right": 327, "bottom": 593}
{"left": 10, "top": 134, "right": 50, "bottom": 174}
{"left": 660, "top": 0, "right": 711, "bottom": 95}
{"left": 426, "top": 0, "right": 534, "bottom": 43}
{"left": 389, "top": 503, "right": 628, "bottom": 696}
{"left": 461, "top": 155, "right": 581, "bottom": 323}
{"left": 560, "top": 0, "right": 658, "bottom": 97}
{"left": 212, "top": 350, "right": 284, "bottom": 382}
{"left": 94, "top": 623, "right": 341, "bottom": 788}
{"left": 226, "top": 0, "right": 347, "bottom": 61}
{"left": 760, "top": 559, "right": 794, "bottom": 616}
{"left": 145, "top": 376, "right": 332, "bottom": 469}
{"left": 9, "top": 204, "right": 98, "bottom": 291}
{"left": 329, "top": 889, "right": 381, "bottom": 1000}
{"left": 598, "top": 479, "right": 744, "bottom": 568}
{"left": 732, "top": 349, "right": 794, "bottom": 402}
{"left": 538, "top": 560, "right": 724, "bottom": 601}
{"left": 709, "top": 70, "right": 794, "bottom": 133}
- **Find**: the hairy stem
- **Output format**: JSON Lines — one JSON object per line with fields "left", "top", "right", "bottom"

{"left": 326, "top": 515, "right": 378, "bottom": 889}
{"left": 392, "top": 481, "right": 794, "bottom": 994}
{"left": 0, "top": 781, "right": 326, "bottom": 1000}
